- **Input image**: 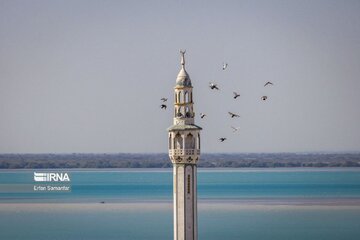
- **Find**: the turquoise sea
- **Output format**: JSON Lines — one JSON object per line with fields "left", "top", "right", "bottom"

{"left": 0, "top": 168, "right": 360, "bottom": 239}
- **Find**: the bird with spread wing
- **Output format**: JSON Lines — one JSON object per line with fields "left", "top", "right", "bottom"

{"left": 228, "top": 112, "right": 240, "bottom": 118}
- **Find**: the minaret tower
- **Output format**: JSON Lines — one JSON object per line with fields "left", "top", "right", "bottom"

{"left": 168, "top": 50, "right": 202, "bottom": 240}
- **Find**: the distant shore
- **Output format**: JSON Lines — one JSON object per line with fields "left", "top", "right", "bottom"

{"left": 1, "top": 198, "right": 360, "bottom": 212}
{"left": 1, "top": 153, "right": 360, "bottom": 168}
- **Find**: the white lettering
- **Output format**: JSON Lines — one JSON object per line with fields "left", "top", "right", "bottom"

{"left": 33, "top": 185, "right": 46, "bottom": 191}
{"left": 34, "top": 172, "right": 71, "bottom": 182}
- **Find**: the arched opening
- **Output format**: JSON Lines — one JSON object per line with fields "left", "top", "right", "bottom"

{"left": 185, "top": 106, "right": 191, "bottom": 118}
{"left": 185, "top": 133, "right": 195, "bottom": 149}
{"left": 190, "top": 92, "right": 193, "bottom": 103}
{"left": 178, "top": 91, "right": 182, "bottom": 103}
{"left": 184, "top": 91, "right": 189, "bottom": 103}
{"left": 168, "top": 134, "right": 172, "bottom": 149}
{"left": 197, "top": 133, "right": 200, "bottom": 149}
{"left": 177, "top": 107, "right": 183, "bottom": 117}
{"left": 175, "top": 133, "right": 183, "bottom": 149}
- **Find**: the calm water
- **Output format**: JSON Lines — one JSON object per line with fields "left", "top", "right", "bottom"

{"left": 0, "top": 168, "right": 360, "bottom": 239}
{"left": 1, "top": 168, "right": 360, "bottom": 201}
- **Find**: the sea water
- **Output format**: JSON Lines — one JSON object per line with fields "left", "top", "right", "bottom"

{"left": 0, "top": 168, "right": 360, "bottom": 239}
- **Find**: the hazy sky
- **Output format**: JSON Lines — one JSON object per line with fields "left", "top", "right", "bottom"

{"left": 1, "top": 0, "right": 360, "bottom": 153}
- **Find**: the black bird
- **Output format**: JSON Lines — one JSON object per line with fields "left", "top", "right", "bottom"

{"left": 261, "top": 96, "right": 268, "bottom": 101}
{"left": 228, "top": 112, "right": 240, "bottom": 118}
{"left": 209, "top": 82, "right": 220, "bottom": 90}
{"left": 233, "top": 92, "right": 240, "bottom": 99}
{"left": 264, "top": 82, "right": 274, "bottom": 87}
{"left": 161, "top": 104, "right": 167, "bottom": 109}
{"left": 222, "top": 62, "right": 228, "bottom": 70}
{"left": 219, "top": 138, "right": 227, "bottom": 142}
{"left": 161, "top": 98, "right": 168, "bottom": 102}
{"left": 200, "top": 113, "right": 206, "bottom": 119}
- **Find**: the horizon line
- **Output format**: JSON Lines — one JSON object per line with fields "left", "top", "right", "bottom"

{"left": 1, "top": 151, "right": 360, "bottom": 155}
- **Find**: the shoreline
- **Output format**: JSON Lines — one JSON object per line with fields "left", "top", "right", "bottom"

{"left": 1, "top": 167, "right": 360, "bottom": 172}
{"left": 1, "top": 198, "right": 360, "bottom": 212}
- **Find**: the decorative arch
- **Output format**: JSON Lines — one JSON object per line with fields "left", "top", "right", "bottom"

{"left": 185, "top": 133, "right": 195, "bottom": 149}
{"left": 178, "top": 91, "right": 182, "bottom": 103}
{"left": 185, "top": 106, "right": 191, "bottom": 118}
{"left": 174, "top": 133, "right": 183, "bottom": 149}
{"left": 197, "top": 133, "right": 201, "bottom": 149}
{"left": 168, "top": 134, "right": 172, "bottom": 149}
{"left": 177, "top": 106, "right": 183, "bottom": 117}
{"left": 184, "top": 91, "right": 189, "bottom": 103}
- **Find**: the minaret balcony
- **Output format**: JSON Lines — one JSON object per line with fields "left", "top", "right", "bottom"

{"left": 169, "top": 149, "right": 200, "bottom": 156}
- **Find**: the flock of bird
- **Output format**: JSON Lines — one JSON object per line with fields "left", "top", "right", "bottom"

{"left": 160, "top": 62, "right": 274, "bottom": 143}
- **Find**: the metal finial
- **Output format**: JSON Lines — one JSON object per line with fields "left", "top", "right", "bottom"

{"left": 180, "top": 49, "right": 186, "bottom": 67}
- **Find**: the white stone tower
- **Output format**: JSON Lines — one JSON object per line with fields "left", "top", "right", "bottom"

{"left": 168, "top": 50, "right": 202, "bottom": 240}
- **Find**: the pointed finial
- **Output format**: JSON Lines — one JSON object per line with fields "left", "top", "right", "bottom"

{"left": 180, "top": 49, "right": 186, "bottom": 68}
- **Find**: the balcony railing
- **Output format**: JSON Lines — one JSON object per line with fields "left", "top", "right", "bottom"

{"left": 169, "top": 149, "right": 200, "bottom": 156}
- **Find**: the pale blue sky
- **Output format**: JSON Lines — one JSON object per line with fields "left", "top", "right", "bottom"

{"left": 1, "top": 0, "right": 360, "bottom": 153}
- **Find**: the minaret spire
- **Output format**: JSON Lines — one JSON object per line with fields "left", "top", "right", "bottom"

{"left": 180, "top": 49, "right": 186, "bottom": 68}
{"left": 176, "top": 50, "right": 191, "bottom": 87}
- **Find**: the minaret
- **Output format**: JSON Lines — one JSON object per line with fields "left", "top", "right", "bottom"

{"left": 168, "top": 50, "right": 202, "bottom": 240}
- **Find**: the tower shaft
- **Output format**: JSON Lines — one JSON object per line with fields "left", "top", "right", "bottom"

{"left": 173, "top": 164, "right": 197, "bottom": 240}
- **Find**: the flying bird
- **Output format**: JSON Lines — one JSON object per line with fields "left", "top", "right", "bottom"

{"left": 160, "top": 104, "right": 167, "bottom": 109}
{"left": 261, "top": 96, "right": 268, "bottom": 101}
{"left": 228, "top": 112, "right": 240, "bottom": 118}
{"left": 233, "top": 92, "right": 240, "bottom": 99}
{"left": 219, "top": 137, "right": 227, "bottom": 142}
{"left": 222, "top": 62, "right": 228, "bottom": 70}
{"left": 231, "top": 126, "right": 240, "bottom": 133}
{"left": 264, "top": 82, "right": 274, "bottom": 87}
{"left": 200, "top": 113, "right": 206, "bottom": 119}
{"left": 209, "top": 82, "right": 220, "bottom": 90}
{"left": 161, "top": 98, "right": 168, "bottom": 102}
